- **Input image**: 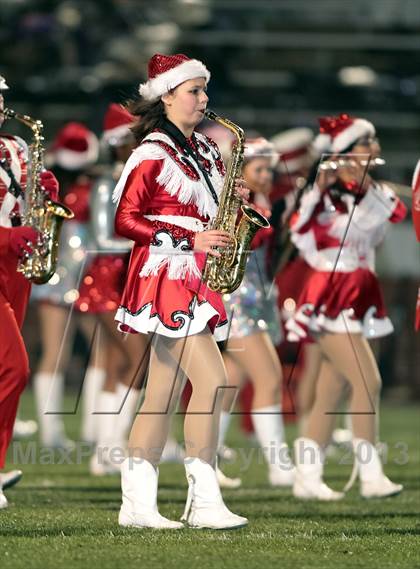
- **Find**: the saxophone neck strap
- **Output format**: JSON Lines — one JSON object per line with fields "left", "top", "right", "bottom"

{"left": 0, "top": 148, "right": 24, "bottom": 200}
{"left": 160, "top": 118, "right": 219, "bottom": 207}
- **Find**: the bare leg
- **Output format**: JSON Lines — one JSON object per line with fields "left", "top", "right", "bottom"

{"left": 98, "top": 311, "right": 149, "bottom": 390}
{"left": 225, "top": 332, "right": 282, "bottom": 410}
{"left": 128, "top": 330, "right": 226, "bottom": 466}
{"left": 316, "top": 333, "right": 381, "bottom": 443}
{"left": 297, "top": 343, "right": 323, "bottom": 434}
{"left": 223, "top": 332, "right": 294, "bottom": 484}
{"left": 221, "top": 352, "right": 245, "bottom": 413}
{"left": 303, "top": 357, "right": 347, "bottom": 446}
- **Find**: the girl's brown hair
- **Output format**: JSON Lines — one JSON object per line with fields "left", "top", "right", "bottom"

{"left": 126, "top": 98, "right": 166, "bottom": 144}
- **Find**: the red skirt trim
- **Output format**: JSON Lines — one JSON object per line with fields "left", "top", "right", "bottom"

{"left": 116, "top": 248, "right": 228, "bottom": 339}
{"left": 286, "top": 267, "right": 393, "bottom": 340}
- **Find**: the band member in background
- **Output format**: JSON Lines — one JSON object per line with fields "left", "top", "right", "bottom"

{"left": 31, "top": 122, "right": 99, "bottom": 450}
{"left": 411, "top": 160, "right": 420, "bottom": 331}
{"left": 267, "top": 128, "right": 319, "bottom": 437}
{"left": 0, "top": 75, "right": 59, "bottom": 508}
{"left": 76, "top": 103, "right": 148, "bottom": 475}
{"left": 270, "top": 127, "right": 315, "bottom": 212}
{"left": 218, "top": 137, "right": 295, "bottom": 488}
{"left": 113, "top": 53, "right": 249, "bottom": 529}
{"left": 286, "top": 114, "right": 406, "bottom": 500}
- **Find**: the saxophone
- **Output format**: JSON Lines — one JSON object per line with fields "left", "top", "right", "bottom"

{"left": 203, "top": 110, "right": 270, "bottom": 294}
{"left": 4, "top": 108, "right": 74, "bottom": 284}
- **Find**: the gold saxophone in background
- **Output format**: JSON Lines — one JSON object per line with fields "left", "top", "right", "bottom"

{"left": 203, "top": 110, "right": 270, "bottom": 294}
{"left": 4, "top": 108, "right": 74, "bottom": 284}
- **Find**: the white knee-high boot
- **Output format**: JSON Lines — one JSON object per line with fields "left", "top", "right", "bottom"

{"left": 81, "top": 366, "right": 105, "bottom": 444}
{"left": 119, "top": 457, "right": 183, "bottom": 529}
{"left": 352, "top": 438, "right": 403, "bottom": 498}
{"left": 251, "top": 404, "right": 295, "bottom": 486}
{"left": 293, "top": 437, "right": 344, "bottom": 501}
{"left": 34, "top": 372, "right": 74, "bottom": 449}
{"left": 89, "top": 390, "right": 121, "bottom": 476}
{"left": 181, "top": 457, "right": 248, "bottom": 529}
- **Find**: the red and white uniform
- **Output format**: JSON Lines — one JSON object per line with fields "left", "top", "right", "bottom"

{"left": 412, "top": 160, "right": 420, "bottom": 331}
{"left": 113, "top": 129, "right": 228, "bottom": 339}
{"left": 75, "top": 170, "right": 130, "bottom": 314}
{"left": 0, "top": 134, "right": 30, "bottom": 468}
{"left": 286, "top": 181, "right": 407, "bottom": 341}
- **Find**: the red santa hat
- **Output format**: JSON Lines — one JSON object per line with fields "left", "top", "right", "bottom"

{"left": 318, "top": 113, "right": 375, "bottom": 154}
{"left": 244, "top": 137, "right": 278, "bottom": 168}
{"left": 48, "top": 122, "right": 99, "bottom": 170}
{"left": 102, "top": 103, "right": 135, "bottom": 146}
{"left": 270, "top": 128, "right": 315, "bottom": 174}
{"left": 139, "top": 53, "right": 210, "bottom": 101}
{"left": 0, "top": 75, "right": 9, "bottom": 91}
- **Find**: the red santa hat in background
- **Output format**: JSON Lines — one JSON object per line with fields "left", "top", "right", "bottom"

{"left": 139, "top": 53, "right": 210, "bottom": 100}
{"left": 102, "top": 103, "right": 135, "bottom": 146}
{"left": 47, "top": 122, "right": 99, "bottom": 170}
{"left": 270, "top": 128, "right": 315, "bottom": 174}
{"left": 244, "top": 137, "right": 278, "bottom": 168}
{"left": 318, "top": 113, "right": 375, "bottom": 154}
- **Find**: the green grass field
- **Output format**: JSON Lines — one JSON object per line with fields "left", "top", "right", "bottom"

{"left": 1, "top": 394, "right": 419, "bottom": 569}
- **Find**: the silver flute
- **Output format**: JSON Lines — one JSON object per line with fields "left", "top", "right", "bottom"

{"left": 319, "top": 156, "right": 385, "bottom": 171}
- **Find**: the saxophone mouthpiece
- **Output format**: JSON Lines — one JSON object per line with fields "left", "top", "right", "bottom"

{"left": 204, "top": 109, "right": 218, "bottom": 121}
{"left": 3, "top": 108, "right": 16, "bottom": 120}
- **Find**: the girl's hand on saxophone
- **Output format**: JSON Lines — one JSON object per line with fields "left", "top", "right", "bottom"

{"left": 8, "top": 226, "right": 39, "bottom": 258}
{"left": 194, "top": 230, "right": 231, "bottom": 257}
{"left": 235, "top": 178, "right": 250, "bottom": 203}
{"left": 40, "top": 170, "right": 59, "bottom": 201}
